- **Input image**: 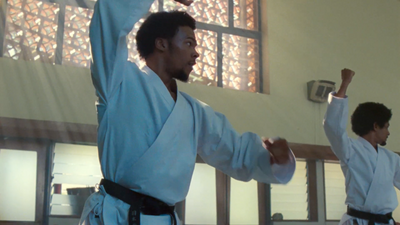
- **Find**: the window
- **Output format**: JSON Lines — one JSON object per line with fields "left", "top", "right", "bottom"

{"left": 271, "top": 160, "right": 308, "bottom": 220}
{"left": 129, "top": 0, "right": 262, "bottom": 92}
{"left": 49, "top": 144, "right": 220, "bottom": 223}
{"left": 2, "top": 0, "right": 262, "bottom": 93}
{"left": 184, "top": 163, "right": 217, "bottom": 224}
{"left": 393, "top": 189, "right": 400, "bottom": 219}
{"left": 324, "top": 161, "right": 346, "bottom": 220}
{"left": 230, "top": 179, "right": 258, "bottom": 225}
{"left": 3, "top": 0, "right": 60, "bottom": 63}
{"left": 62, "top": 5, "right": 94, "bottom": 68}
{"left": 0, "top": 149, "right": 37, "bottom": 221}
{"left": 50, "top": 143, "right": 101, "bottom": 217}
{"left": 222, "top": 34, "right": 259, "bottom": 92}
{"left": 0, "top": 139, "right": 48, "bottom": 224}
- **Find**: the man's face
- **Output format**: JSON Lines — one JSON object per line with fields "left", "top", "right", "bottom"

{"left": 166, "top": 26, "right": 199, "bottom": 82}
{"left": 375, "top": 122, "right": 390, "bottom": 146}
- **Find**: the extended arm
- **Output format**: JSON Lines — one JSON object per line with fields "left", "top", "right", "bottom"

{"left": 323, "top": 69, "right": 355, "bottom": 162}
{"left": 197, "top": 107, "right": 295, "bottom": 184}
{"left": 89, "top": 0, "right": 155, "bottom": 102}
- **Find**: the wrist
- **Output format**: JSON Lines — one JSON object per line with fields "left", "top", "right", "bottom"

{"left": 340, "top": 82, "right": 350, "bottom": 88}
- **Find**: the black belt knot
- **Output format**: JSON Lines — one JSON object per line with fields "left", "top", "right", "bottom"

{"left": 347, "top": 206, "right": 394, "bottom": 225}
{"left": 100, "top": 179, "right": 176, "bottom": 225}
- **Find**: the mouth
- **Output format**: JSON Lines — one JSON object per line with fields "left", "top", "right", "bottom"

{"left": 188, "top": 61, "right": 196, "bottom": 67}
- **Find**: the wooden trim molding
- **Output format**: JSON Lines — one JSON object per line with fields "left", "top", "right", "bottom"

{"left": 258, "top": 182, "right": 271, "bottom": 225}
{"left": 307, "top": 160, "right": 318, "bottom": 221}
{"left": 289, "top": 143, "right": 338, "bottom": 161}
{"left": 0, "top": 117, "right": 340, "bottom": 160}
{"left": 216, "top": 170, "right": 230, "bottom": 225}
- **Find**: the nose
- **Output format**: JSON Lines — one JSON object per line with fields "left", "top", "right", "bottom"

{"left": 193, "top": 49, "right": 199, "bottom": 59}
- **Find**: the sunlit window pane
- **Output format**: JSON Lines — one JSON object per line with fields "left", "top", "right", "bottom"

{"left": 2, "top": 0, "right": 261, "bottom": 93}
{"left": 230, "top": 179, "right": 258, "bottom": 225}
{"left": 185, "top": 163, "right": 217, "bottom": 224}
{"left": 324, "top": 162, "right": 346, "bottom": 220}
{"left": 271, "top": 161, "right": 308, "bottom": 220}
{"left": 62, "top": 6, "right": 93, "bottom": 68}
{"left": 190, "top": 29, "right": 218, "bottom": 86}
{"left": 164, "top": 0, "right": 228, "bottom": 27}
{"left": 0, "top": 149, "right": 37, "bottom": 221}
{"left": 222, "top": 34, "right": 260, "bottom": 92}
{"left": 393, "top": 189, "right": 400, "bottom": 219}
{"left": 61, "top": 1, "right": 158, "bottom": 69}
{"left": 3, "top": 0, "right": 59, "bottom": 63}
{"left": 50, "top": 143, "right": 102, "bottom": 217}
{"left": 233, "top": 0, "right": 258, "bottom": 30}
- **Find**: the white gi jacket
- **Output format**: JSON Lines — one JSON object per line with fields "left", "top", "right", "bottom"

{"left": 324, "top": 93, "right": 400, "bottom": 225}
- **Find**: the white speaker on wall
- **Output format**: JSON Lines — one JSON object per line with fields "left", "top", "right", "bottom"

{"left": 307, "top": 80, "right": 336, "bottom": 103}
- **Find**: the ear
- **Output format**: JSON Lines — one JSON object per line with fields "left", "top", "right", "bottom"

{"left": 373, "top": 122, "right": 380, "bottom": 131}
{"left": 155, "top": 38, "right": 169, "bottom": 52}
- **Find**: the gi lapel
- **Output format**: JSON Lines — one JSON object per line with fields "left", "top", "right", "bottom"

{"left": 363, "top": 147, "right": 384, "bottom": 210}
{"left": 119, "top": 92, "right": 197, "bottom": 204}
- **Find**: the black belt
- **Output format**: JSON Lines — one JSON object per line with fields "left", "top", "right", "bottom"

{"left": 347, "top": 206, "right": 395, "bottom": 225}
{"left": 100, "top": 179, "right": 176, "bottom": 225}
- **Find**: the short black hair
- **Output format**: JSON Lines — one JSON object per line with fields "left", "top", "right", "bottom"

{"left": 351, "top": 102, "right": 392, "bottom": 136}
{"left": 136, "top": 11, "right": 196, "bottom": 59}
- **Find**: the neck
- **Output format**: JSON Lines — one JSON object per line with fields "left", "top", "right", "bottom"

{"left": 361, "top": 134, "right": 378, "bottom": 151}
{"left": 146, "top": 57, "right": 177, "bottom": 100}
{"left": 146, "top": 58, "right": 172, "bottom": 86}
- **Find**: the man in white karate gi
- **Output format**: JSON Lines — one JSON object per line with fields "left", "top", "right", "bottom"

{"left": 324, "top": 68, "right": 400, "bottom": 225}
{"left": 79, "top": 0, "right": 296, "bottom": 224}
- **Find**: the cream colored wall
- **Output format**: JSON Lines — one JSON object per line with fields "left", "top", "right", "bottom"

{"left": 0, "top": 58, "right": 97, "bottom": 124}
{"left": 0, "top": 0, "right": 400, "bottom": 151}
{"left": 183, "top": 0, "right": 400, "bottom": 149}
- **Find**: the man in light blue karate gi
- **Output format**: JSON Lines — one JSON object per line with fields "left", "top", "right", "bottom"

{"left": 80, "top": 0, "right": 296, "bottom": 224}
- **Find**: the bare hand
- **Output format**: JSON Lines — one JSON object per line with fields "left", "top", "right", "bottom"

{"left": 264, "top": 138, "right": 290, "bottom": 165}
{"left": 174, "top": 0, "right": 194, "bottom": 6}
{"left": 341, "top": 68, "right": 355, "bottom": 85}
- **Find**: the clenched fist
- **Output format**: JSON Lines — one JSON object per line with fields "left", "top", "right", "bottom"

{"left": 263, "top": 138, "right": 291, "bottom": 165}
{"left": 341, "top": 68, "right": 355, "bottom": 86}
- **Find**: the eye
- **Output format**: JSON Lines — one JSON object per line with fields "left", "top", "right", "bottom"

{"left": 186, "top": 41, "right": 192, "bottom": 46}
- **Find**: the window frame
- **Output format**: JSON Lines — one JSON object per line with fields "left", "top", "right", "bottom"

{"left": 1, "top": 0, "right": 264, "bottom": 93}
{"left": 0, "top": 138, "right": 52, "bottom": 225}
{"left": 323, "top": 160, "right": 345, "bottom": 223}
{"left": 267, "top": 159, "right": 316, "bottom": 223}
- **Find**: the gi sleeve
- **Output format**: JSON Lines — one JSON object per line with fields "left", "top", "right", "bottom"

{"left": 196, "top": 104, "right": 295, "bottom": 184}
{"left": 89, "top": 0, "right": 154, "bottom": 103}
{"left": 323, "top": 92, "right": 354, "bottom": 162}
